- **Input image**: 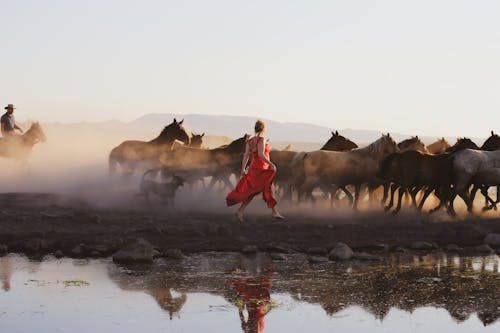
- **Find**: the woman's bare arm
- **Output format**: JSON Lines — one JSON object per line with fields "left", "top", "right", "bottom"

{"left": 241, "top": 141, "right": 250, "bottom": 175}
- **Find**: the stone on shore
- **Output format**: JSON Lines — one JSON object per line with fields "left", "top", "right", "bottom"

{"left": 328, "top": 243, "right": 354, "bottom": 261}
{"left": 112, "top": 238, "right": 155, "bottom": 263}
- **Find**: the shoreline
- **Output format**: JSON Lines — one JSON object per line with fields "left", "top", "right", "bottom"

{"left": 0, "top": 193, "right": 499, "bottom": 259}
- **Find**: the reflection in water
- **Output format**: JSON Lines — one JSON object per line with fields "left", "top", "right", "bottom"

{"left": 0, "top": 256, "right": 12, "bottom": 291}
{"left": 0, "top": 252, "right": 500, "bottom": 332}
{"left": 228, "top": 257, "right": 273, "bottom": 333}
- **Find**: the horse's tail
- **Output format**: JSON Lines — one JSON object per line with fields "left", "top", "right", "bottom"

{"left": 108, "top": 149, "right": 120, "bottom": 176}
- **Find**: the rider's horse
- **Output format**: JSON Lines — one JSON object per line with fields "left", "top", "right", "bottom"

{"left": 0, "top": 122, "right": 47, "bottom": 163}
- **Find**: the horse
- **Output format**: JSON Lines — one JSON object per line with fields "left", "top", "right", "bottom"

{"left": 379, "top": 151, "right": 455, "bottom": 214}
{"left": 285, "top": 131, "right": 359, "bottom": 203}
{"left": 300, "top": 134, "right": 398, "bottom": 210}
{"left": 467, "top": 131, "right": 500, "bottom": 211}
{"left": 445, "top": 137, "right": 479, "bottom": 153}
{"left": 449, "top": 149, "right": 500, "bottom": 215}
{"left": 157, "top": 134, "right": 250, "bottom": 192}
{"left": 172, "top": 132, "right": 205, "bottom": 149}
{"left": 397, "top": 136, "right": 427, "bottom": 153}
{"left": 380, "top": 137, "right": 490, "bottom": 215}
{"left": 0, "top": 122, "right": 47, "bottom": 162}
{"left": 108, "top": 118, "right": 190, "bottom": 177}
{"left": 320, "top": 131, "right": 358, "bottom": 151}
{"left": 426, "top": 137, "right": 450, "bottom": 154}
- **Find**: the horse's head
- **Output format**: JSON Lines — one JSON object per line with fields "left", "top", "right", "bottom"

{"left": 380, "top": 133, "right": 398, "bottom": 155}
{"left": 481, "top": 131, "right": 500, "bottom": 151}
{"left": 158, "top": 118, "right": 190, "bottom": 145}
{"left": 397, "top": 136, "right": 427, "bottom": 153}
{"left": 190, "top": 132, "right": 204, "bottom": 148}
{"left": 28, "top": 122, "right": 47, "bottom": 143}
{"left": 446, "top": 137, "right": 479, "bottom": 153}
{"left": 321, "top": 130, "right": 358, "bottom": 151}
{"left": 226, "top": 133, "right": 250, "bottom": 154}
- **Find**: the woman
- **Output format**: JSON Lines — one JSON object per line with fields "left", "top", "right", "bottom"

{"left": 226, "top": 120, "right": 284, "bottom": 222}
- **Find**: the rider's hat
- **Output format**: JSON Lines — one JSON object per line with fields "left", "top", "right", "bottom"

{"left": 4, "top": 104, "right": 15, "bottom": 110}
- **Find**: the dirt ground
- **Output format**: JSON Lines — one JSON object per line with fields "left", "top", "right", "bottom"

{"left": 0, "top": 192, "right": 499, "bottom": 258}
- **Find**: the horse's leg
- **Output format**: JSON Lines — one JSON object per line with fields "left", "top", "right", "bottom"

{"left": 342, "top": 186, "right": 354, "bottom": 206}
{"left": 409, "top": 186, "right": 421, "bottom": 208}
{"left": 384, "top": 183, "right": 397, "bottom": 212}
{"left": 468, "top": 184, "right": 481, "bottom": 212}
{"left": 417, "top": 187, "right": 433, "bottom": 211}
{"left": 353, "top": 185, "right": 361, "bottom": 210}
{"left": 381, "top": 183, "right": 389, "bottom": 206}
{"left": 394, "top": 187, "right": 405, "bottom": 214}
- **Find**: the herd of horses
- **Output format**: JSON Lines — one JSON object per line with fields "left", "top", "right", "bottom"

{"left": 108, "top": 118, "right": 500, "bottom": 216}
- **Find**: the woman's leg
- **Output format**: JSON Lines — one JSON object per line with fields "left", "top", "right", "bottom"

{"left": 237, "top": 194, "right": 257, "bottom": 222}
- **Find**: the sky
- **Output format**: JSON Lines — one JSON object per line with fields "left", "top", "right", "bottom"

{"left": 1, "top": 0, "right": 499, "bottom": 137}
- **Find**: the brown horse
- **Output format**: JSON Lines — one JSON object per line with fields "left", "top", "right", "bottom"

{"left": 158, "top": 134, "right": 250, "bottom": 191}
{"left": 397, "top": 136, "right": 427, "bottom": 153}
{"left": 380, "top": 138, "right": 481, "bottom": 215}
{"left": 426, "top": 137, "right": 450, "bottom": 154}
{"left": 301, "top": 134, "right": 398, "bottom": 209}
{"left": 0, "top": 122, "right": 47, "bottom": 162}
{"left": 108, "top": 119, "right": 190, "bottom": 177}
{"left": 320, "top": 131, "right": 358, "bottom": 151}
{"left": 278, "top": 131, "right": 359, "bottom": 202}
{"left": 172, "top": 132, "right": 205, "bottom": 149}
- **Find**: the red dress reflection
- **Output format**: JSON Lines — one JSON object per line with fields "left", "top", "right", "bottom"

{"left": 226, "top": 137, "right": 277, "bottom": 208}
{"left": 230, "top": 272, "right": 272, "bottom": 333}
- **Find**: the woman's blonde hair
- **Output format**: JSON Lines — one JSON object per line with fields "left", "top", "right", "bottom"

{"left": 254, "top": 119, "right": 266, "bottom": 133}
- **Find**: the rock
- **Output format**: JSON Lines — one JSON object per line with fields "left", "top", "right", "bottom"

{"left": 164, "top": 249, "right": 184, "bottom": 259}
{"left": 261, "top": 243, "right": 291, "bottom": 253}
{"left": 392, "top": 246, "right": 406, "bottom": 253}
{"left": 410, "top": 241, "right": 437, "bottom": 251}
{"left": 24, "top": 238, "right": 48, "bottom": 253}
{"left": 307, "top": 256, "right": 329, "bottom": 264}
{"left": 328, "top": 243, "right": 354, "bottom": 261}
{"left": 0, "top": 244, "right": 7, "bottom": 254}
{"left": 54, "top": 250, "right": 64, "bottom": 259}
{"left": 112, "top": 238, "right": 155, "bottom": 263}
{"left": 92, "top": 244, "right": 109, "bottom": 254}
{"left": 474, "top": 244, "right": 495, "bottom": 254}
{"left": 371, "top": 243, "right": 390, "bottom": 252}
{"left": 306, "top": 247, "right": 328, "bottom": 255}
{"left": 446, "top": 244, "right": 461, "bottom": 252}
{"left": 90, "top": 251, "right": 100, "bottom": 256}
{"left": 484, "top": 233, "right": 500, "bottom": 247}
{"left": 241, "top": 245, "right": 258, "bottom": 254}
{"left": 71, "top": 244, "right": 85, "bottom": 256}
{"left": 269, "top": 253, "right": 287, "bottom": 261}
{"left": 417, "top": 277, "right": 442, "bottom": 284}
{"left": 353, "top": 252, "right": 383, "bottom": 261}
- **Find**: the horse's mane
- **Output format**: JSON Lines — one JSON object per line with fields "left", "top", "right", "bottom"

{"left": 356, "top": 135, "right": 394, "bottom": 155}
{"left": 398, "top": 136, "right": 421, "bottom": 149}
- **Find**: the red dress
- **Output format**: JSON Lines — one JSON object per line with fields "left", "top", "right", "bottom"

{"left": 226, "top": 136, "right": 277, "bottom": 208}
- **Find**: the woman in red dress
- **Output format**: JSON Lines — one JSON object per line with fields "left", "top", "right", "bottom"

{"left": 226, "top": 120, "right": 285, "bottom": 222}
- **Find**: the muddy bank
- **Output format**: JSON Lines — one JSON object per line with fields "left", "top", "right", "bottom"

{"left": 0, "top": 193, "right": 500, "bottom": 258}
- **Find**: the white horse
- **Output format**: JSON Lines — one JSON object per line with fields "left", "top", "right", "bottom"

{"left": 451, "top": 149, "right": 500, "bottom": 213}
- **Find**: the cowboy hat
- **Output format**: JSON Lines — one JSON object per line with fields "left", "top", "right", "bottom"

{"left": 4, "top": 104, "right": 15, "bottom": 110}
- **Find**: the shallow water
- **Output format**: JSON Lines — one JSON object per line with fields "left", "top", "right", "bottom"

{"left": 1, "top": 252, "right": 499, "bottom": 333}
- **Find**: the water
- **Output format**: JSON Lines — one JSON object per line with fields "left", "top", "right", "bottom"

{"left": 1, "top": 252, "right": 499, "bottom": 333}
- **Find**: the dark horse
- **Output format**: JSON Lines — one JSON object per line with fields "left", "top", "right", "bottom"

{"left": 108, "top": 119, "right": 190, "bottom": 177}
{"left": 0, "top": 122, "right": 47, "bottom": 162}
{"left": 380, "top": 137, "right": 480, "bottom": 215}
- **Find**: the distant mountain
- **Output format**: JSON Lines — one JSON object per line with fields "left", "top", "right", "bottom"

{"left": 128, "top": 113, "right": 484, "bottom": 146}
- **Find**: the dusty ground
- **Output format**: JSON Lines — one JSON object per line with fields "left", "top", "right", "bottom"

{"left": 0, "top": 192, "right": 499, "bottom": 258}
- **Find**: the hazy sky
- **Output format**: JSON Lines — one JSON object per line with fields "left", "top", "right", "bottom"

{"left": 1, "top": 0, "right": 499, "bottom": 137}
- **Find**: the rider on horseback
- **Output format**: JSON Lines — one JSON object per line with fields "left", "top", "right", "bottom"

{"left": 1, "top": 104, "right": 23, "bottom": 137}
